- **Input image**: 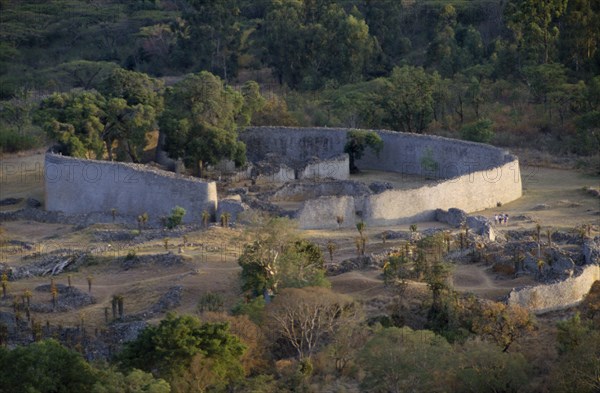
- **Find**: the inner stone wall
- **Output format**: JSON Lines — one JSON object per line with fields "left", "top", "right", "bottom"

{"left": 44, "top": 153, "right": 217, "bottom": 223}
{"left": 241, "top": 127, "right": 512, "bottom": 178}
{"left": 242, "top": 127, "right": 522, "bottom": 227}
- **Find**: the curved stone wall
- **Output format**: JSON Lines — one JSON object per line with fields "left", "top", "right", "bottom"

{"left": 508, "top": 265, "right": 600, "bottom": 313}
{"left": 44, "top": 153, "right": 217, "bottom": 223}
{"left": 242, "top": 127, "right": 522, "bottom": 227}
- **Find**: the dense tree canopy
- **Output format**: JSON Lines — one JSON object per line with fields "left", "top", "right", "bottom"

{"left": 159, "top": 71, "right": 249, "bottom": 173}
{"left": 118, "top": 313, "right": 246, "bottom": 391}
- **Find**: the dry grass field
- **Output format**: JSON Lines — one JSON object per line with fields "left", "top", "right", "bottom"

{"left": 0, "top": 149, "right": 598, "bottom": 333}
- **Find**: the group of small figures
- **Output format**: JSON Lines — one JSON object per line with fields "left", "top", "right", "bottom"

{"left": 494, "top": 213, "right": 509, "bottom": 225}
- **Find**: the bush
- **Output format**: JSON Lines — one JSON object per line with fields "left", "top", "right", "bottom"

{"left": 460, "top": 118, "right": 494, "bottom": 143}
{"left": 166, "top": 206, "right": 186, "bottom": 229}
{"left": 197, "top": 292, "right": 224, "bottom": 313}
{"left": 0, "top": 129, "right": 41, "bottom": 153}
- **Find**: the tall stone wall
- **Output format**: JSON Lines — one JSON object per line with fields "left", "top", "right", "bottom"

{"left": 44, "top": 154, "right": 217, "bottom": 223}
{"left": 241, "top": 127, "right": 513, "bottom": 178}
{"left": 242, "top": 127, "right": 522, "bottom": 227}
{"left": 507, "top": 265, "right": 600, "bottom": 313}
{"left": 362, "top": 160, "right": 522, "bottom": 225}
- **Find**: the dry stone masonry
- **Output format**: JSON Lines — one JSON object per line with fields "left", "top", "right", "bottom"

{"left": 44, "top": 153, "right": 217, "bottom": 223}
{"left": 241, "top": 127, "right": 522, "bottom": 229}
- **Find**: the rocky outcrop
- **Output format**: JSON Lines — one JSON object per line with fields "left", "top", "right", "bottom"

{"left": 435, "top": 208, "right": 468, "bottom": 228}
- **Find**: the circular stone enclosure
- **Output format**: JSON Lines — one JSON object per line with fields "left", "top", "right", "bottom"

{"left": 241, "top": 127, "right": 522, "bottom": 229}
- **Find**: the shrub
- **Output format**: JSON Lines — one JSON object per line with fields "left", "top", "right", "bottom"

{"left": 166, "top": 206, "right": 186, "bottom": 229}
{"left": 0, "top": 129, "right": 41, "bottom": 153}
{"left": 460, "top": 118, "right": 494, "bottom": 143}
{"left": 197, "top": 292, "right": 224, "bottom": 313}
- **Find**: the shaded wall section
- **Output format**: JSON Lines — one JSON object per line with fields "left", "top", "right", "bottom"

{"left": 44, "top": 153, "right": 217, "bottom": 223}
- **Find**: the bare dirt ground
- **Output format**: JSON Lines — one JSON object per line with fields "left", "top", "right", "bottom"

{"left": 0, "top": 150, "right": 598, "bottom": 331}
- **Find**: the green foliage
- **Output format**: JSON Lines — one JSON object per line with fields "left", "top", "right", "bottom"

{"left": 383, "top": 66, "right": 438, "bottom": 133}
{"left": 34, "top": 90, "right": 106, "bottom": 158}
{"left": 166, "top": 206, "right": 185, "bottom": 229}
{"left": 159, "top": 71, "right": 248, "bottom": 172}
{"left": 238, "top": 217, "right": 328, "bottom": 297}
{"left": 92, "top": 368, "right": 170, "bottom": 393}
{"left": 456, "top": 339, "right": 531, "bottom": 392}
{"left": 556, "top": 312, "right": 590, "bottom": 354}
{"left": 359, "top": 327, "right": 453, "bottom": 392}
{"left": 118, "top": 313, "right": 246, "bottom": 388}
{"left": 460, "top": 118, "right": 494, "bottom": 143}
{"left": 572, "top": 110, "right": 600, "bottom": 156}
{"left": 197, "top": 292, "right": 224, "bottom": 313}
{"left": 344, "top": 130, "right": 383, "bottom": 173}
{"left": 505, "top": 0, "right": 568, "bottom": 65}
{"left": 420, "top": 148, "right": 440, "bottom": 173}
{"left": 231, "top": 296, "right": 266, "bottom": 325}
{"left": 550, "top": 328, "right": 600, "bottom": 393}
{"left": 262, "top": 0, "right": 376, "bottom": 89}
{"left": 0, "top": 339, "right": 97, "bottom": 393}
{"left": 0, "top": 128, "right": 41, "bottom": 153}
{"left": 359, "top": 327, "right": 532, "bottom": 393}
{"left": 179, "top": 0, "right": 242, "bottom": 80}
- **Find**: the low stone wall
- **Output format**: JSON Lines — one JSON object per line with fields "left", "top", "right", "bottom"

{"left": 44, "top": 153, "right": 217, "bottom": 223}
{"left": 295, "top": 196, "right": 356, "bottom": 230}
{"left": 298, "top": 154, "right": 349, "bottom": 181}
{"left": 507, "top": 264, "right": 600, "bottom": 313}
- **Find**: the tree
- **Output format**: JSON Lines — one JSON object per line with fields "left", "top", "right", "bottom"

{"left": 179, "top": 0, "right": 242, "bottom": 81}
{"left": 267, "top": 287, "right": 356, "bottom": 360}
{"left": 559, "top": 0, "right": 600, "bottom": 74}
{"left": 92, "top": 368, "right": 171, "bottom": 393}
{"left": 159, "top": 71, "right": 247, "bottom": 174}
{"left": 0, "top": 339, "right": 97, "bottom": 393}
{"left": 34, "top": 68, "right": 163, "bottom": 162}
{"left": 505, "top": 0, "right": 568, "bottom": 65}
{"left": 261, "top": 0, "right": 376, "bottom": 88}
{"left": 99, "top": 68, "right": 164, "bottom": 162}
{"left": 523, "top": 63, "right": 567, "bottom": 105}
{"left": 54, "top": 60, "right": 119, "bottom": 91}
{"left": 344, "top": 129, "right": 383, "bottom": 173}
{"left": 358, "top": 327, "right": 453, "bottom": 393}
{"left": 472, "top": 302, "right": 535, "bottom": 352}
{"left": 34, "top": 90, "right": 106, "bottom": 158}
{"left": 118, "top": 313, "right": 245, "bottom": 391}
{"left": 550, "top": 324, "right": 600, "bottom": 393}
{"left": 456, "top": 339, "right": 531, "bottom": 393}
{"left": 383, "top": 66, "right": 438, "bottom": 133}
{"left": 238, "top": 218, "right": 328, "bottom": 297}
{"left": 460, "top": 118, "right": 494, "bottom": 143}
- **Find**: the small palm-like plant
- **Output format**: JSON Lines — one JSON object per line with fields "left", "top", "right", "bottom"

{"left": 116, "top": 295, "right": 124, "bottom": 318}
{"left": 202, "top": 210, "right": 211, "bottom": 228}
{"left": 137, "top": 212, "right": 149, "bottom": 231}
{"left": 326, "top": 241, "right": 337, "bottom": 262}
{"left": 1, "top": 272, "right": 8, "bottom": 299}
{"left": 356, "top": 221, "right": 366, "bottom": 237}
{"left": 220, "top": 212, "right": 231, "bottom": 228}
{"left": 23, "top": 289, "right": 32, "bottom": 308}
{"left": 51, "top": 283, "right": 58, "bottom": 309}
